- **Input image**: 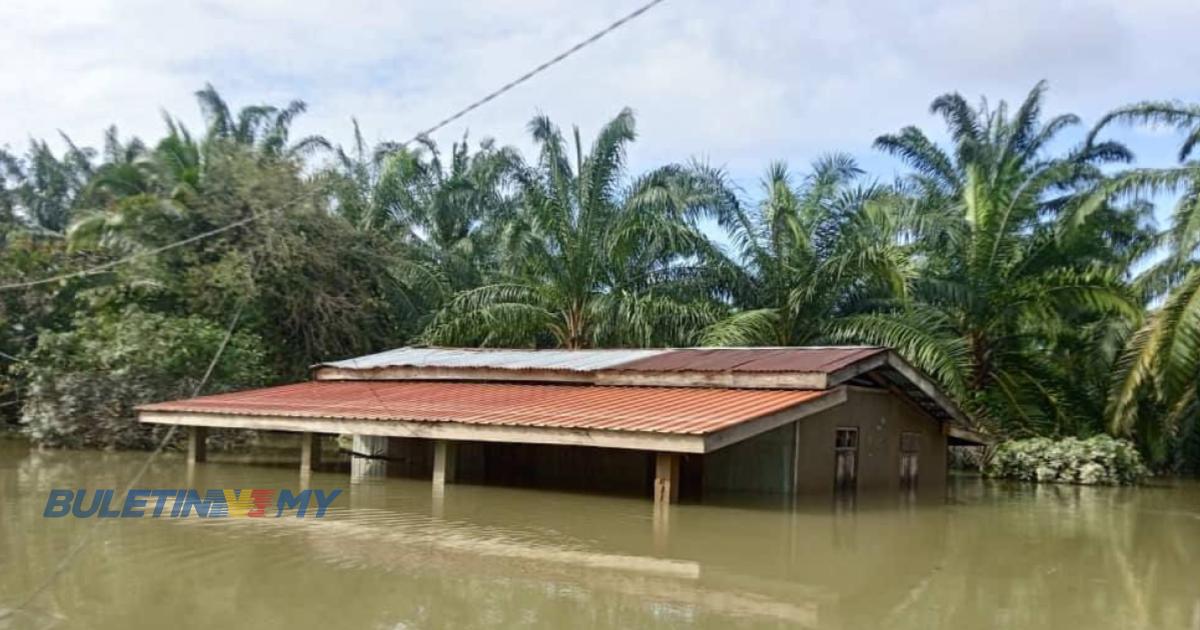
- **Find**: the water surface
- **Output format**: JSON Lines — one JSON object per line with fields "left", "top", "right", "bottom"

{"left": 1, "top": 438, "right": 1198, "bottom": 629}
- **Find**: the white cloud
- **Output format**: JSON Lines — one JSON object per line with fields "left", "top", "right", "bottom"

{"left": 1, "top": 0, "right": 1197, "bottom": 189}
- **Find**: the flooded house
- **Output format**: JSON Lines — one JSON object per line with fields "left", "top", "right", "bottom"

{"left": 136, "top": 346, "right": 987, "bottom": 503}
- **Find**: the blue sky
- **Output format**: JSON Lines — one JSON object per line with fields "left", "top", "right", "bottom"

{"left": 2, "top": 0, "right": 1197, "bottom": 224}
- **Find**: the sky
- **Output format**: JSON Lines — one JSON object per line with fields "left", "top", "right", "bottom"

{"left": 2, "top": 0, "right": 1199, "bottom": 207}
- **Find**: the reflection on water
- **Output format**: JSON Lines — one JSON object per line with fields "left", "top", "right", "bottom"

{"left": 2, "top": 437, "right": 1199, "bottom": 629}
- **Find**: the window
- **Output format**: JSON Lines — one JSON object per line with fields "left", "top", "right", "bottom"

{"left": 834, "top": 428, "right": 858, "bottom": 493}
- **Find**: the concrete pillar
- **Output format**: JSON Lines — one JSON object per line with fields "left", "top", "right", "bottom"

{"left": 351, "top": 435, "right": 388, "bottom": 480}
{"left": 654, "top": 452, "right": 680, "bottom": 505}
{"left": 432, "top": 440, "right": 457, "bottom": 488}
{"left": 187, "top": 426, "right": 208, "bottom": 464}
{"left": 300, "top": 432, "right": 321, "bottom": 472}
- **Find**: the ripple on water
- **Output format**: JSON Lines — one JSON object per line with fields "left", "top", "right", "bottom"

{"left": 5, "top": 443, "right": 1200, "bottom": 629}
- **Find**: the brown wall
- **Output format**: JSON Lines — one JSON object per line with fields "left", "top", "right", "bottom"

{"left": 385, "top": 386, "right": 947, "bottom": 499}
{"left": 791, "top": 387, "right": 947, "bottom": 495}
{"left": 703, "top": 420, "right": 796, "bottom": 495}
{"left": 703, "top": 386, "right": 947, "bottom": 496}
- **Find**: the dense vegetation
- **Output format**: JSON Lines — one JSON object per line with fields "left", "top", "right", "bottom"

{"left": 1, "top": 82, "right": 1198, "bottom": 470}
{"left": 987, "top": 436, "right": 1148, "bottom": 485}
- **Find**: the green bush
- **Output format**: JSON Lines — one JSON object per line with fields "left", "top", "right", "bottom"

{"left": 18, "top": 308, "right": 267, "bottom": 449}
{"left": 986, "top": 436, "right": 1148, "bottom": 485}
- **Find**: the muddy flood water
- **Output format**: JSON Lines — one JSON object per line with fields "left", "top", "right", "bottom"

{"left": 1, "top": 438, "right": 1198, "bottom": 629}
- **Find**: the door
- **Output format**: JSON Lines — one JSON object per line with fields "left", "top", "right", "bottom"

{"left": 834, "top": 428, "right": 858, "bottom": 493}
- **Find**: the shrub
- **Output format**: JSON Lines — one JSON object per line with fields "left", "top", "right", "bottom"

{"left": 986, "top": 435, "right": 1148, "bottom": 485}
{"left": 18, "top": 308, "right": 267, "bottom": 449}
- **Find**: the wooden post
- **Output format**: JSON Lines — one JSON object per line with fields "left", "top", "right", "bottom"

{"left": 653, "top": 499, "right": 672, "bottom": 553}
{"left": 654, "top": 452, "right": 680, "bottom": 505}
{"left": 351, "top": 435, "right": 388, "bottom": 480}
{"left": 187, "top": 426, "right": 208, "bottom": 464}
{"left": 433, "top": 440, "right": 457, "bottom": 488}
{"left": 300, "top": 432, "right": 321, "bottom": 472}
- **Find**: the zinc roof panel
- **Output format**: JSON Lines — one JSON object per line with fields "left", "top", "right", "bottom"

{"left": 138, "top": 380, "right": 830, "bottom": 436}
{"left": 320, "top": 347, "right": 669, "bottom": 372}
{"left": 609, "top": 347, "right": 886, "bottom": 373}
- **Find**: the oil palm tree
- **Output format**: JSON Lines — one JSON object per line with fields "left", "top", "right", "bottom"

{"left": 0, "top": 148, "right": 21, "bottom": 233}
{"left": 1088, "top": 100, "right": 1200, "bottom": 459}
{"left": 852, "top": 82, "right": 1148, "bottom": 433}
{"left": 422, "top": 108, "right": 728, "bottom": 349}
{"left": 324, "top": 123, "right": 522, "bottom": 293}
{"left": 701, "top": 155, "right": 913, "bottom": 348}
{"left": 194, "top": 83, "right": 330, "bottom": 158}
{"left": 79, "top": 126, "right": 156, "bottom": 204}
{"left": 68, "top": 117, "right": 213, "bottom": 253}
{"left": 69, "top": 84, "right": 326, "bottom": 253}
{"left": 322, "top": 119, "right": 401, "bottom": 233}
{"left": 0, "top": 136, "right": 96, "bottom": 235}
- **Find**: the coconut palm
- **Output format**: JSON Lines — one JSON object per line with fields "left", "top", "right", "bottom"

{"left": 850, "top": 82, "right": 1148, "bottom": 434}
{"left": 701, "top": 155, "right": 913, "bottom": 348}
{"left": 421, "top": 108, "right": 729, "bottom": 349}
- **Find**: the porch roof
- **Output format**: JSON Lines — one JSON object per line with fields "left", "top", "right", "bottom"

{"left": 138, "top": 380, "right": 845, "bottom": 454}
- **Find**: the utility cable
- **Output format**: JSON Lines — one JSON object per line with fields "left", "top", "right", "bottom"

{"left": 0, "top": 0, "right": 668, "bottom": 294}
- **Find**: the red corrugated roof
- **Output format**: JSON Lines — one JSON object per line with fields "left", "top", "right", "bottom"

{"left": 610, "top": 347, "right": 886, "bottom": 373}
{"left": 139, "top": 381, "right": 833, "bottom": 436}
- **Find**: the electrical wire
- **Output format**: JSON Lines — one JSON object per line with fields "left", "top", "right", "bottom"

{"left": 0, "top": 0, "right": 668, "bottom": 294}
{"left": 407, "top": 0, "right": 666, "bottom": 143}
{"left": 0, "top": 1, "right": 671, "bottom": 620}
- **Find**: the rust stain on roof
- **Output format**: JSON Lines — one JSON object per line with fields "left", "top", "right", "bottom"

{"left": 609, "top": 347, "right": 886, "bottom": 374}
{"left": 139, "top": 381, "right": 833, "bottom": 436}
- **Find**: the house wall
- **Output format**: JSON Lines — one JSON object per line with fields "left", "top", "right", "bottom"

{"left": 703, "top": 387, "right": 947, "bottom": 496}
{"left": 703, "top": 421, "right": 796, "bottom": 494}
{"left": 791, "top": 387, "right": 947, "bottom": 495}
{"left": 384, "top": 386, "right": 947, "bottom": 499}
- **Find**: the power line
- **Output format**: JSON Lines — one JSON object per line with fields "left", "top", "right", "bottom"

{"left": 0, "top": 0, "right": 668, "bottom": 294}
{"left": 0, "top": 214, "right": 262, "bottom": 292}
{"left": 0, "top": 2, "right": 670, "bottom": 618}
{"left": 408, "top": 0, "right": 666, "bottom": 143}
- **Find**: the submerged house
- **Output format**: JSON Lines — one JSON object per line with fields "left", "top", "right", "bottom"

{"left": 137, "top": 346, "right": 986, "bottom": 503}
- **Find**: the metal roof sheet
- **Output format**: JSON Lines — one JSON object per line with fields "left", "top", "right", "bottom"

{"left": 318, "top": 346, "right": 886, "bottom": 376}
{"left": 139, "top": 381, "right": 832, "bottom": 436}
{"left": 610, "top": 347, "right": 887, "bottom": 373}
{"left": 319, "top": 347, "right": 669, "bottom": 372}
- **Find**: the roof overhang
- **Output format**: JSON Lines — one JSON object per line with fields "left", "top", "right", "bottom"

{"left": 137, "top": 383, "right": 847, "bottom": 454}
{"left": 946, "top": 425, "right": 994, "bottom": 446}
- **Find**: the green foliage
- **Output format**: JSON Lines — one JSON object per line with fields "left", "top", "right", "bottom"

{"left": 422, "top": 109, "right": 729, "bottom": 349}
{"left": 18, "top": 308, "right": 266, "bottom": 449}
{"left": 703, "top": 156, "right": 914, "bottom": 347}
{"left": 864, "top": 82, "right": 1151, "bottom": 437}
{"left": 986, "top": 436, "right": 1149, "bottom": 485}
{"left": 3, "top": 81, "right": 1200, "bottom": 474}
{"left": 1084, "top": 101, "right": 1200, "bottom": 470}
{"left": 3, "top": 85, "right": 432, "bottom": 438}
